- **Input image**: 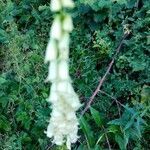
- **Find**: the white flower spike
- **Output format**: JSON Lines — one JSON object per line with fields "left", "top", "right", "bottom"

{"left": 45, "top": 0, "right": 81, "bottom": 149}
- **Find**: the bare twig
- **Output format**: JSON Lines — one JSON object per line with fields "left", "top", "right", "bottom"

{"left": 81, "top": 33, "right": 129, "bottom": 116}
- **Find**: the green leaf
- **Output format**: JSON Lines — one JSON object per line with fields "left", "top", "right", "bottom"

{"left": 80, "top": 116, "right": 95, "bottom": 148}
{"left": 141, "top": 85, "right": 150, "bottom": 103}
{"left": 108, "top": 125, "right": 120, "bottom": 134}
{"left": 90, "top": 107, "right": 103, "bottom": 126}
{"left": 96, "top": 133, "right": 105, "bottom": 145}
{"left": 108, "top": 118, "right": 123, "bottom": 126}
{"left": 0, "top": 28, "right": 8, "bottom": 43}
{"left": 0, "top": 115, "right": 11, "bottom": 131}
{"left": 77, "top": 144, "right": 88, "bottom": 150}
{"left": 124, "top": 113, "right": 138, "bottom": 131}
{"left": 115, "top": 134, "right": 128, "bottom": 150}
{"left": 0, "top": 96, "right": 9, "bottom": 108}
{"left": 94, "top": 145, "right": 102, "bottom": 150}
{"left": 0, "top": 76, "right": 7, "bottom": 84}
{"left": 115, "top": 0, "right": 127, "bottom": 5}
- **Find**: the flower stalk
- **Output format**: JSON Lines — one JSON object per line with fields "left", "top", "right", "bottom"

{"left": 45, "top": 0, "right": 81, "bottom": 149}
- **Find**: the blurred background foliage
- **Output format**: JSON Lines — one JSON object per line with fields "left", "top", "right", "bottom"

{"left": 0, "top": 0, "right": 150, "bottom": 149}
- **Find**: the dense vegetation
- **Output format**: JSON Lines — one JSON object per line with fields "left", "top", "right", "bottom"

{"left": 0, "top": 0, "right": 149, "bottom": 149}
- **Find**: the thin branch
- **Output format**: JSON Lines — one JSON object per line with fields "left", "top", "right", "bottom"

{"left": 81, "top": 33, "right": 129, "bottom": 116}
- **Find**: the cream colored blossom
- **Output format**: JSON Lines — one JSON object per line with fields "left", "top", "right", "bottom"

{"left": 71, "top": 95, "right": 81, "bottom": 110}
{"left": 50, "top": 0, "right": 61, "bottom": 12}
{"left": 58, "top": 60, "right": 69, "bottom": 80}
{"left": 67, "top": 138, "right": 71, "bottom": 150}
{"left": 58, "top": 33, "right": 70, "bottom": 59}
{"left": 63, "top": 15, "right": 74, "bottom": 32}
{"left": 46, "top": 106, "right": 79, "bottom": 148}
{"left": 45, "top": 39, "right": 57, "bottom": 63}
{"left": 46, "top": 123, "right": 53, "bottom": 138}
{"left": 47, "top": 61, "right": 57, "bottom": 81}
{"left": 50, "top": 16, "right": 62, "bottom": 40}
{"left": 48, "top": 84, "right": 58, "bottom": 102}
{"left": 62, "top": 0, "right": 75, "bottom": 8}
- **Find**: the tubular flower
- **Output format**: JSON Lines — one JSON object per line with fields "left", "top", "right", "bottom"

{"left": 62, "top": 0, "right": 75, "bottom": 8}
{"left": 50, "top": 0, "right": 61, "bottom": 12}
{"left": 50, "top": 15, "right": 62, "bottom": 40}
{"left": 45, "top": 39, "right": 57, "bottom": 63}
{"left": 45, "top": 0, "right": 81, "bottom": 149}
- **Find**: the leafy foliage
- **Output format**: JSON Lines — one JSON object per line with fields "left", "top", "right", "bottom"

{"left": 0, "top": 0, "right": 150, "bottom": 149}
